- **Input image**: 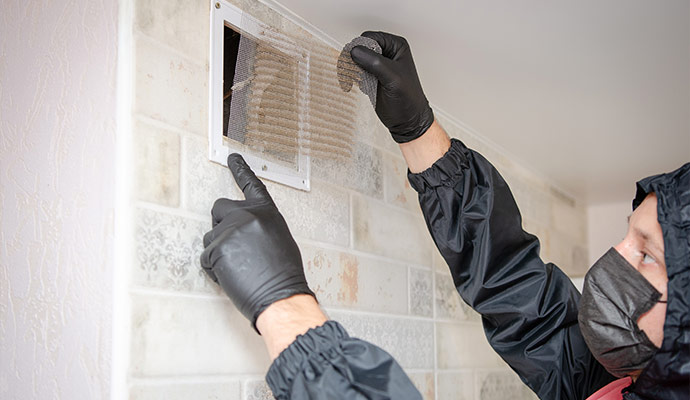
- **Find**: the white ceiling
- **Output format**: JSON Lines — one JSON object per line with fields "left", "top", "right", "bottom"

{"left": 266, "top": 0, "right": 690, "bottom": 205}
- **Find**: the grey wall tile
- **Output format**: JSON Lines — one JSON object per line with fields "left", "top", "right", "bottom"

{"left": 522, "top": 219, "right": 551, "bottom": 260}
{"left": 507, "top": 178, "right": 551, "bottom": 229}
{"left": 433, "top": 247, "right": 448, "bottom": 272}
{"left": 130, "top": 381, "right": 241, "bottom": 400}
{"left": 130, "top": 294, "right": 270, "bottom": 376}
{"left": 383, "top": 152, "right": 420, "bottom": 213}
{"left": 437, "top": 371, "right": 474, "bottom": 400}
{"left": 353, "top": 95, "right": 399, "bottom": 155}
{"left": 244, "top": 380, "right": 274, "bottom": 400}
{"left": 409, "top": 268, "right": 433, "bottom": 317}
{"left": 134, "top": 119, "right": 180, "bottom": 207}
{"left": 134, "top": 35, "right": 207, "bottom": 135}
{"left": 551, "top": 193, "right": 586, "bottom": 244}
{"left": 183, "top": 135, "right": 243, "bottom": 216}
{"left": 312, "top": 141, "right": 383, "bottom": 199}
{"left": 352, "top": 194, "right": 431, "bottom": 265}
{"left": 435, "top": 271, "right": 480, "bottom": 322}
{"left": 407, "top": 372, "right": 435, "bottom": 400}
{"left": 436, "top": 322, "right": 505, "bottom": 370}
{"left": 571, "top": 244, "right": 589, "bottom": 277}
{"left": 134, "top": 208, "right": 219, "bottom": 294}
{"left": 327, "top": 310, "right": 434, "bottom": 370}
{"left": 266, "top": 181, "right": 349, "bottom": 246}
{"left": 476, "top": 370, "right": 537, "bottom": 400}
{"left": 301, "top": 244, "right": 408, "bottom": 315}
{"left": 134, "top": 0, "right": 209, "bottom": 62}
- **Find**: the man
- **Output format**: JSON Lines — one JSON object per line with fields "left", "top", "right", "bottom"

{"left": 200, "top": 31, "right": 689, "bottom": 399}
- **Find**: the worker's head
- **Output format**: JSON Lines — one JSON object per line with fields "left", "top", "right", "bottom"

{"left": 613, "top": 193, "right": 667, "bottom": 351}
{"left": 578, "top": 192, "right": 667, "bottom": 379}
{"left": 578, "top": 163, "right": 690, "bottom": 385}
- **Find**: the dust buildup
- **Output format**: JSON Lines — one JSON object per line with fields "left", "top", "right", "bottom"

{"left": 337, "top": 36, "right": 381, "bottom": 107}
{"left": 224, "top": 14, "right": 364, "bottom": 168}
{"left": 226, "top": 33, "right": 301, "bottom": 168}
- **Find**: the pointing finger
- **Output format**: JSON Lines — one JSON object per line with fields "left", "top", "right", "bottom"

{"left": 227, "top": 153, "right": 271, "bottom": 201}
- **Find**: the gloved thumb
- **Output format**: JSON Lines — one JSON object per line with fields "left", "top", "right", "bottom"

{"left": 350, "top": 46, "right": 395, "bottom": 85}
{"left": 227, "top": 153, "right": 271, "bottom": 201}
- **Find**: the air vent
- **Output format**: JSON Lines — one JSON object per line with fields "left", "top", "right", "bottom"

{"left": 209, "top": 0, "right": 310, "bottom": 190}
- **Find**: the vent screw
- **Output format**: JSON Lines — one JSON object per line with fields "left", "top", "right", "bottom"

{"left": 262, "top": 165, "right": 268, "bottom": 171}
{"left": 215, "top": 2, "right": 220, "bottom": 9}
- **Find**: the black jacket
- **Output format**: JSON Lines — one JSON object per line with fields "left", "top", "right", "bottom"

{"left": 624, "top": 163, "right": 690, "bottom": 400}
{"left": 265, "top": 139, "right": 689, "bottom": 399}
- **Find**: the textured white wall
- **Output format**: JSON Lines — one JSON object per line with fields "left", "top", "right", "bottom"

{"left": 0, "top": 0, "right": 118, "bottom": 398}
{"left": 587, "top": 200, "right": 632, "bottom": 266}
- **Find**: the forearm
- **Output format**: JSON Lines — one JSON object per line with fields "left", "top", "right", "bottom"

{"left": 256, "top": 294, "right": 328, "bottom": 360}
{"left": 407, "top": 140, "right": 613, "bottom": 398}
{"left": 259, "top": 296, "right": 422, "bottom": 399}
{"left": 398, "top": 119, "right": 451, "bottom": 173}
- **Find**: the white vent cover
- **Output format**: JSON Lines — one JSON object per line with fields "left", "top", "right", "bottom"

{"left": 209, "top": 0, "right": 310, "bottom": 190}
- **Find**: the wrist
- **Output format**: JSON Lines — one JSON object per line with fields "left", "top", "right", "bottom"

{"left": 255, "top": 294, "right": 328, "bottom": 360}
{"left": 398, "top": 120, "right": 451, "bottom": 173}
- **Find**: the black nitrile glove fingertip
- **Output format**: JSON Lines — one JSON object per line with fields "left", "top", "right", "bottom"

{"left": 226, "top": 152, "right": 246, "bottom": 168}
{"left": 351, "top": 46, "right": 394, "bottom": 85}
{"left": 226, "top": 153, "right": 271, "bottom": 201}
{"left": 349, "top": 45, "right": 370, "bottom": 61}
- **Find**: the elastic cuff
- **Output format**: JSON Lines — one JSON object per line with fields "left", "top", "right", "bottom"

{"left": 266, "top": 320, "right": 348, "bottom": 398}
{"left": 407, "top": 138, "right": 470, "bottom": 192}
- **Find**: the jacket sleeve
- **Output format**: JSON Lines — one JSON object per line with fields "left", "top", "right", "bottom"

{"left": 407, "top": 139, "right": 615, "bottom": 400}
{"left": 266, "top": 320, "right": 422, "bottom": 400}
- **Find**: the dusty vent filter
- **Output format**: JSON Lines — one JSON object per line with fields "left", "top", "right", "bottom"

{"left": 209, "top": 0, "right": 368, "bottom": 191}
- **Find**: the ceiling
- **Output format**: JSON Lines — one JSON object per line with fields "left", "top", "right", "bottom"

{"left": 265, "top": 0, "right": 690, "bottom": 205}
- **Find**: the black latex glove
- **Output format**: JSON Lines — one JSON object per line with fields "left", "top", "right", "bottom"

{"left": 200, "top": 154, "right": 315, "bottom": 333}
{"left": 350, "top": 31, "right": 435, "bottom": 143}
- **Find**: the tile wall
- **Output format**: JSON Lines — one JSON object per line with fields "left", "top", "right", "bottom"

{"left": 126, "top": 0, "right": 588, "bottom": 398}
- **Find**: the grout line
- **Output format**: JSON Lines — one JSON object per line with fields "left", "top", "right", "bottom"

{"left": 432, "top": 251, "right": 439, "bottom": 400}
{"left": 134, "top": 113, "right": 206, "bottom": 140}
{"left": 304, "top": 147, "right": 415, "bottom": 210}
{"left": 436, "top": 367, "right": 511, "bottom": 377}
{"left": 324, "top": 306, "right": 436, "bottom": 323}
{"left": 129, "top": 374, "right": 266, "bottom": 385}
{"left": 134, "top": 114, "right": 419, "bottom": 220}
{"left": 129, "top": 286, "right": 227, "bottom": 301}
{"left": 407, "top": 265, "right": 412, "bottom": 316}
{"left": 295, "top": 236, "right": 432, "bottom": 270}
{"left": 401, "top": 368, "right": 436, "bottom": 374}
{"left": 133, "top": 30, "right": 208, "bottom": 69}
{"left": 179, "top": 132, "right": 188, "bottom": 210}
{"left": 348, "top": 191, "right": 354, "bottom": 250}
{"left": 311, "top": 176, "right": 423, "bottom": 220}
{"left": 134, "top": 201, "right": 210, "bottom": 223}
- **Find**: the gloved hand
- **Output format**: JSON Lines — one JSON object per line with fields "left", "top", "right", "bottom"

{"left": 200, "top": 154, "right": 315, "bottom": 333}
{"left": 350, "top": 31, "right": 435, "bottom": 143}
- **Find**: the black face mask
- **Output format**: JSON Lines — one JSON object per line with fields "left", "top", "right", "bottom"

{"left": 578, "top": 247, "right": 665, "bottom": 378}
